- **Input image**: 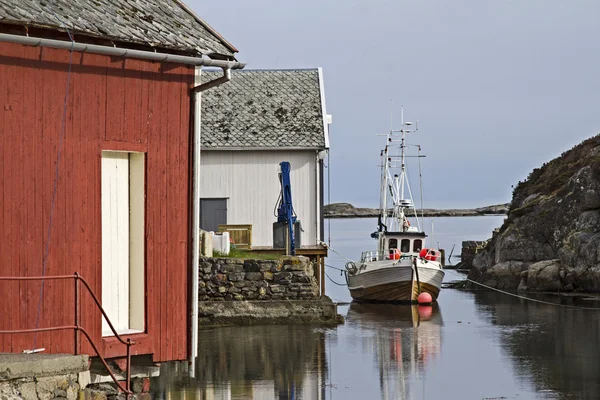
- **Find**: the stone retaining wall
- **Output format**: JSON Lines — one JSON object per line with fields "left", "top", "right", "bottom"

{"left": 199, "top": 256, "right": 320, "bottom": 301}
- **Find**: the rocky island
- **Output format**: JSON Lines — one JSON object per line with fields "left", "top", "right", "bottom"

{"left": 324, "top": 202, "right": 509, "bottom": 218}
{"left": 468, "top": 135, "right": 600, "bottom": 293}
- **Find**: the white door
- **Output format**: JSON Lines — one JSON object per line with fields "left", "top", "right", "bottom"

{"left": 101, "top": 151, "right": 145, "bottom": 336}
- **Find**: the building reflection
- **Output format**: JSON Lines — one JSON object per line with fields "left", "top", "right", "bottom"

{"left": 346, "top": 303, "right": 443, "bottom": 400}
{"left": 151, "top": 324, "right": 329, "bottom": 399}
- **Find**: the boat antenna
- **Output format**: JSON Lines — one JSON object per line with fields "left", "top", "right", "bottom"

{"left": 418, "top": 143, "right": 425, "bottom": 230}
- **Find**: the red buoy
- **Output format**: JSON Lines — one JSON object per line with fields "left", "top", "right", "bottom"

{"left": 417, "top": 305, "right": 433, "bottom": 320}
{"left": 417, "top": 292, "right": 433, "bottom": 305}
{"left": 419, "top": 249, "right": 428, "bottom": 259}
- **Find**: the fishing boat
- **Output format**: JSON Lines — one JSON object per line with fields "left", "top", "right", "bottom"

{"left": 345, "top": 111, "right": 445, "bottom": 303}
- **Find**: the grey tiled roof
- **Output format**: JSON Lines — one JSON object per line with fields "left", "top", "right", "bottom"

{"left": 0, "top": 0, "right": 235, "bottom": 57}
{"left": 201, "top": 69, "right": 327, "bottom": 149}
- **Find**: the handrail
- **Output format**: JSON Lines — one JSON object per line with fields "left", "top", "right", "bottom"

{"left": 0, "top": 273, "right": 135, "bottom": 397}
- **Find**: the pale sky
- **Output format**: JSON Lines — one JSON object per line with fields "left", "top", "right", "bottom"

{"left": 191, "top": 0, "right": 600, "bottom": 208}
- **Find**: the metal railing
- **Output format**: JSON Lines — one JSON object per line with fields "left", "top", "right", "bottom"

{"left": 360, "top": 250, "right": 415, "bottom": 263}
{"left": 0, "top": 273, "right": 135, "bottom": 397}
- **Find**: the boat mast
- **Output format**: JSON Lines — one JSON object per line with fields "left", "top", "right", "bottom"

{"left": 399, "top": 108, "right": 407, "bottom": 228}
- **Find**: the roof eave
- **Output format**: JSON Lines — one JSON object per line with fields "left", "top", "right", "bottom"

{"left": 173, "top": 0, "right": 239, "bottom": 55}
{"left": 201, "top": 146, "right": 327, "bottom": 151}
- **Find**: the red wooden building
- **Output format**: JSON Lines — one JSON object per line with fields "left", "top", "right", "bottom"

{"left": 0, "top": 0, "right": 243, "bottom": 362}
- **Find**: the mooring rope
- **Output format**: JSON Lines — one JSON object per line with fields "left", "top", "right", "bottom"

{"left": 325, "top": 271, "right": 348, "bottom": 287}
{"left": 445, "top": 269, "right": 600, "bottom": 311}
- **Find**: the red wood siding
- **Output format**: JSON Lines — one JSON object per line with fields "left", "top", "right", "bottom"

{"left": 0, "top": 42, "right": 192, "bottom": 362}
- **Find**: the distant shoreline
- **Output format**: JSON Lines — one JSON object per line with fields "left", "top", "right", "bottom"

{"left": 324, "top": 202, "right": 509, "bottom": 219}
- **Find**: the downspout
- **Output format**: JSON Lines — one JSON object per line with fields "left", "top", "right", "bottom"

{"left": 189, "top": 66, "right": 234, "bottom": 377}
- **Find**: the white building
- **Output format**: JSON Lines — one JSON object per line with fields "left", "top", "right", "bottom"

{"left": 200, "top": 69, "right": 331, "bottom": 247}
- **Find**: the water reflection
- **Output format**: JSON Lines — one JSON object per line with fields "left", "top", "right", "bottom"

{"left": 473, "top": 292, "right": 600, "bottom": 399}
{"left": 345, "top": 304, "right": 443, "bottom": 400}
{"left": 152, "top": 325, "right": 328, "bottom": 399}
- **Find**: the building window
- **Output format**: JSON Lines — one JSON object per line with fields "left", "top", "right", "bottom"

{"left": 388, "top": 238, "right": 398, "bottom": 249}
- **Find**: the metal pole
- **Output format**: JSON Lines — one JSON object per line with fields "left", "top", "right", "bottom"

{"left": 74, "top": 272, "right": 79, "bottom": 355}
{"left": 126, "top": 339, "right": 132, "bottom": 399}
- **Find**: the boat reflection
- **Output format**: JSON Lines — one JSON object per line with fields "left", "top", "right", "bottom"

{"left": 151, "top": 325, "right": 329, "bottom": 400}
{"left": 346, "top": 303, "right": 443, "bottom": 400}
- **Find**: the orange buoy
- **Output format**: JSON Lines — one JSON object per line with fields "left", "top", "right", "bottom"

{"left": 392, "top": 249, "right": 401, "bottom": 260}
{"left": 417, "top": 292, "right": 433, "bottom": 305}
{"left": 419, "top": 249, "right": 428, "bottom": 259}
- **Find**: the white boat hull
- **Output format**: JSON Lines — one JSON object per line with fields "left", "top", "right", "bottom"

{"left": 347, "top": 259, "right": 444, "bottom": 303}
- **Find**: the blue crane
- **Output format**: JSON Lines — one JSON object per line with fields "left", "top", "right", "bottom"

{"left": 276, "top": 161, "right": 297, "bottom": 255}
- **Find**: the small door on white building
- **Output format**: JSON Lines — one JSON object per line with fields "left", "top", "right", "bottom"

{"left": 200, "top": 198, "right": 227, "bottom": 232}
{"left": 101, "top": 151, "right": 145, "bottom": 336}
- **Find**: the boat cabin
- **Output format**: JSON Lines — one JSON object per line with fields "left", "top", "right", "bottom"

{"left": 383, "top": 230, "right": 427, "bottom": 257}
{"left": 361, "top": 230, "right": 429, "bottom": 262}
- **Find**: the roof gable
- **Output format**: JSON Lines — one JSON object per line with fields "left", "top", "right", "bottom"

{"left": 201, "top": 69, "right": 327, "bottom": 149}
{"left": 0, "top": 0, "right": 235, "bottom": 57}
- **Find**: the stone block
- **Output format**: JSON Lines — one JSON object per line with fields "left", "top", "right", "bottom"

{"left": 271, "top": 294, "right": 284, "bottom": 300}
{"left": 293, "top": 275, "right": 312, "bottom": 283}
{"left": 246, "top": 291, "right": 258, "bottom": 300}
{"left": 258, "top": 287, "right": 267, "bottom": 296}
{"left": 270, "top": 285, "right": 285, "bottom": 293}
{"left": 221, "top": 264, "right": 244, "bottom": 274}
{"left": 37, "top": 376, "right": 70, "bottom": 400}
{"left": 255, "top": 280, "right": 269, "bottom": 288}
{"left": 274, "top": 272, "right": 293, "bottom": 282}
{"left": 211, "top": 274, "right": 227, "bottom": 285}
{"left": 263, "top": 272, "right": 274, "bottom": 281}
{"left": 279, "top": 279, "right": 292, "bottom": 285}
{"left": 271, "top": 264, "right": 283, "bottom": 272}
{"left": 55, "top": 388, "right": 68, "bottom": 397}
{"left": 66, "top": 383, "right": 79, "bottom": 400}
{"left": 244, "top": 260, "right": 260, "bottom": 272}
{"left": 245, "top": 272, "right": 262, "bottom": 281}
{"left": 218, "top": 286, "right": 227, "bottom": 294}
{"left": 227, "top": 286, "right": 240, "bottom": 294}
{"left": 234, "top": 281, "right": 247, "bottom": 288}
{"left": 228, "top": 272, "right": 246, "bottom": 282}
{"left": 259, "top": 262, "right": 276, "bottom": 272}
{"left": 19, "top": 382, "right": 37, "bottom": 400}
{"left": 233, "top": 294, "right": 245, "bottom": 301}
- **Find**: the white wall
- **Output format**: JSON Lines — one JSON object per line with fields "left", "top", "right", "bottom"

{"left": 200, "top": 150, "right": 319, "bottom": 247}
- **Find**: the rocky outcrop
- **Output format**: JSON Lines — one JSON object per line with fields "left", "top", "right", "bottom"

{"left": 468, "top": 135, "right": 600, "bottom": 292}
{"left": 324, "top": 202, "right": 509, "bottom": 218}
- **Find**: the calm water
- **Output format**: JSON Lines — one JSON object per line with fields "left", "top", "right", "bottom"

{"left": 152, "top": 217, "right": 600, "bottom": 400}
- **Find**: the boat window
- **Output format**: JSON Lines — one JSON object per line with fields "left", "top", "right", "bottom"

{"left": 401, "top": 239, "right": 410, "bottom": 253}
{"left": 388, "top": 239, "right": 398, "bottom": 249}
{"left": 413, "top": 239, "right": 423, "bottom": 253}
